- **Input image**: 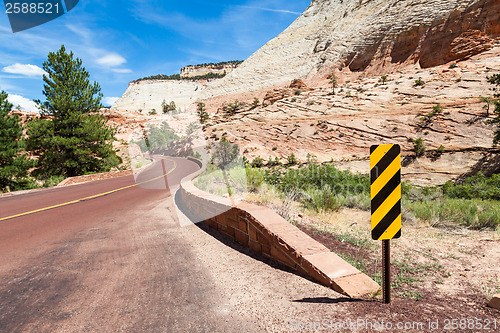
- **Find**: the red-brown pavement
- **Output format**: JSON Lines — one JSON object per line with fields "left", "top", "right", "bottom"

{"left": 0, "top": 157, "right": 350, "bottom": 332}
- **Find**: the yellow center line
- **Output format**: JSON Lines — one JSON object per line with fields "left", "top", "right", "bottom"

{"left": 0, "top": 158, "right": 177, "bottom": 222}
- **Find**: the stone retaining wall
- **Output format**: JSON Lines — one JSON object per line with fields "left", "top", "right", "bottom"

{"left": 179, "top": 158, "right": 380, "bottom": 298}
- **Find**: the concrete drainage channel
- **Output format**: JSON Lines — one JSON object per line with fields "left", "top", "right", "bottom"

{"left": 179, "top": 157, "right": 380, "bottom": 298}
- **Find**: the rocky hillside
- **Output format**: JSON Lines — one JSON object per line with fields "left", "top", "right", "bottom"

{"left": 113, "top": 61, "right": 242, "bottom": 113}
{"left": 205, "top": 46, "right": 500, "bottom": 186}
{"left": 114, "top": 0, "right": 499, "bottom": 111}
{"left": 206, "top": 0, "right": 499, "bottom": 97}
{"left": 110, "top": 0, "right": 500, "bottom": 185}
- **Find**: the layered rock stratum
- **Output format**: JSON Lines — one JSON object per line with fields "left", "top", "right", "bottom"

{"left": 111, "top": 0, "right": 500, "bottom": 185}
{"left": 114, "top": 0, "right": 500, "bottom": 111}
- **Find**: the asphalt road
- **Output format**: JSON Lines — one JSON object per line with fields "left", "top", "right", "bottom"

{"left": 0, "top": 157, "right": 243, "bottom": 332}
{"left": 0, "top": 157, "right": 347, "bottom": 332}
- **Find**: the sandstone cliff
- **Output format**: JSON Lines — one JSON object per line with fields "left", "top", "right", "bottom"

{"left": 180, "top": 62, "right": 241, "bottom": 78}
{"left": 111, "top": 0, "right": 500, "bottom": 185}
{"left": 205, "top": 0, "right": 499, "bottom": 97}
{"left": 114, "top": 0, "right": 499, "bottom": 111}
{"left": 113, "top": 80, "right": 205, "bottom": 113}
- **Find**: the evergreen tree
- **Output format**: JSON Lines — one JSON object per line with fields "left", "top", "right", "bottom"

{"left": 27, "top": 45, "right": 121, "bottom": 177}
{"left": 487, "top": 74, "right": 500, "bottom": 145}
{"left": 212, "top": 136, "right": 239, "bottom": 169}
{"left": 329, "top": 73, "right": 338, "bottom": 95}
{"left": 0, "top": 91, "right": 33, "bottom": 191}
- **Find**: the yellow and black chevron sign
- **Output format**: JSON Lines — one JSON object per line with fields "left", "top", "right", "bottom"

{"left": 370, "top": 144, "right": 402, "bottom": 240}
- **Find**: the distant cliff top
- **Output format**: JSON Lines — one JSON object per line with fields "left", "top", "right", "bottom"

{"left": 182, "top": 60, "right": 243, "bottom": 69}
{"left": 133, "top": 60, "right": 243, "bottom": 82}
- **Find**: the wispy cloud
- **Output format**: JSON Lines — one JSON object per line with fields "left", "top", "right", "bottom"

{"left": 128, "top": 0, "right": 304, "bottom": 63}
{"left": 66, "top": 24, "right": 132, "bottom": 73}
{"left": 237, "top": 6, "right": 301, "bottom": 15}
{"left": 2, "top": 63, "right": 47, "bottom": 77}
{"left": 97, "top": 54, "right": 127, "bottom": 67}
{"left": 112, "top": 68, "right": 133, "bottom": 74}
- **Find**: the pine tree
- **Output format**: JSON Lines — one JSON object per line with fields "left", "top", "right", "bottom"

{"left": 487, "top": 74, "right": 500, "bottom": 145}
{"left": 0, "top": 91, "right": 33, "bottom": 191}
{"left": 27, "top": 45, "right": 121, "bottom": 177}
{"left": 329, "top": 73, "right": 338, "bottom": 95}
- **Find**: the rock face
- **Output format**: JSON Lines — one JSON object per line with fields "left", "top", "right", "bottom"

{"left": 113, "top": 80, "right": 206, "bottom": 113}
{"left": 114, "top": 0, "right": 500, "bottom": 111}
{"left": 204, "top": 47, "right": 500, "bottom": 186}
{"left": 180, "top": 63, "right": 240, "bottom": 78}
{"left": 207, "top": 0, "right": 500, "bottom": 96}
{"left": 111, "top": 0, "right": 500, "bottom": 185}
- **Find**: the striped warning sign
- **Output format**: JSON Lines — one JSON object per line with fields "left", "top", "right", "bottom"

{"left": 370, "top": 144, "right": 402, "bottom": 240}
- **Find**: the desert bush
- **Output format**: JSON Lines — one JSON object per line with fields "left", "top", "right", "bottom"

{"left": 287, "top": 153, "right": 298, "bottom": 166}
{"left": 414, "top": 77, "right": 425, "bottom": 86}
{"left": 252, "top": 98, "right": 260, "bottom": 107}
{"left": 197, "top": 102, "right": 209, "bottom": 124}
{"left": 426, "top": 145, "right": 445, "bottom": 160}
{"left": 442, "top": 172, "right": 500, "bottom": 201}
{"left": 266, "top": 156, "right": 281, "bottom": 167}
{"left": 161, "top": 100, "right": 177, "bottom": 114}
{"left": 211, "top": 136, "right": 239, "bottom": 169}
{"left": 412, "top": 138, "right": 426, "bottom": 157}
{"left": 486, "top": 74, "right": 500, "bottom": 144}
{"left": 328, "top": 73, "right": 338, "bottom": 95}
{"left": 43, "top": 175, "right": 65, "bottom": 188}
{"left": 245, "top": 166, "right": 265, "bottom": 192}
{"left": 264, "top": 163, "right": 370, "bottom": 212}
{"left": 251, "top": 156, "right": 264, "bottom": 168}
{"left": 408, "top": 198, "right": 500, "bottom": 230}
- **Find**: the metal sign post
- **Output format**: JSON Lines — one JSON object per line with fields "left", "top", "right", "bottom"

{"left": 382, "top": 239, "right": 391, "bottom": 304}
{"left": 370, "top": 144, "right": 402, "bottom": 304}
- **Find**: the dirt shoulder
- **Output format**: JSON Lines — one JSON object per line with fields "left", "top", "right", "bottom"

{"left": 263, "top": 204, "right": 500, "bottom": 329}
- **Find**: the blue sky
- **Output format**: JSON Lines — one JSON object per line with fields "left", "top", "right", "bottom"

{"left": 0, "top": 0, "right": 310, "bottom": 110}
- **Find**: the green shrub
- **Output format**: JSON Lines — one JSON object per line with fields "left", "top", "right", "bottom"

{"left": 43, "top": 175, "right": 65, "bottom": 188}
{"left": 302, "top": 185, "right": 341, "bottom": 212}
{"left": 251, "top": 156, "right": 264, "bottom": 168}
{"left": 287, "top": 153, "right": 298, "bottom": 166}
{"left": 442, "top": 172, "right": 500, "bottom": 200}
{"left": 426, "top": 145, "right": 445, "bottom": 160}
{"left": 408, "top": 198, "right": 500, "bottom": 230}
{"left": 211, "top": 136, "right": 239, "bottom": 169}
{"left": 266, "top": 156, "right": 281, "bottom": 167}
{"left": 414, "top": 77, "right": 425, "bottom": 86}
{"left": 161, "top": 100, "right": 177, "bottom": 114}
{"left": 412, "top": 138, "right": 426, "bottom": 157}
{"left": 197, "top": 102, "right": 209, "bottom": 124}
{"left": 246, "top": 166, "right": 265, "bottom": 192}
{"left": 486, "top": 74, "right": 500, "bottom": 145}
{"left": 252, "top": 98, "right": 260, "bottom": 107}
{"left": 264, "top": 163, "right": 370, "bottom": 211}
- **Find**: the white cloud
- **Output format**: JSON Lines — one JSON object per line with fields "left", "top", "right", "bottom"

{"left": 7, "top": 94, "right": 39, "bottom": 112}
{"left": 2, "top": 63, "right": 47, "bottom": 77}
{"left": 238, "top": 6, "right": 301, "bottom": 15}
{"left": 102, "top": 96, "right": 119, "bottom": 106}
{"left": 112, "top": 68, "right": 132, "bottom": 74}
{"left": 96, "top": 53, "right": 127, "bottom": 67}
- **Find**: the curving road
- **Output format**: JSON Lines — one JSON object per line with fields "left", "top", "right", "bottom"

{"left": 0, "top": 157, "right": 345, "bottom": 332}
{"left": 0, "top": 157, "right": 238, "bottom": 332}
